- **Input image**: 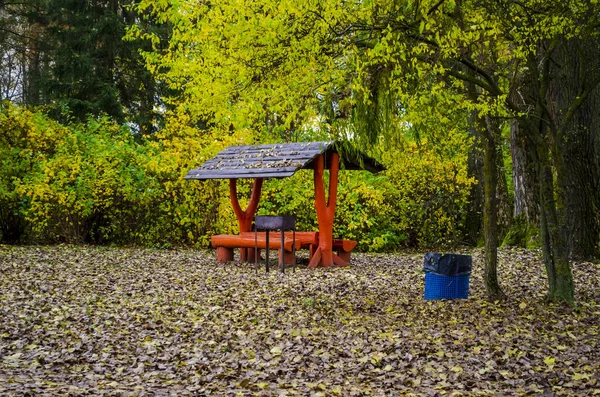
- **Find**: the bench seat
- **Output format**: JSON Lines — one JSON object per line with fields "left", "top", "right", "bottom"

{"left": 211, "top": 234, "right": 301, "bottom": 252}
{"left": 211, "top": 232, "right": 356, "bottom": 264}
{"left": 333, "top": 239, "right": 357, "bottom": 252}
{"left": 240, "top": 231, "right": 319, "bottom": 249}
{"left": 211, "top": 232, "right": 317, "bottom": 264}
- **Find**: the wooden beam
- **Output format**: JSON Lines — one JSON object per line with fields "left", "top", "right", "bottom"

{"left": 312, "top": 152, "right": 343, "bottom": 267}
{"left": 229, "top": 178, "right": 263, "bottom": 261}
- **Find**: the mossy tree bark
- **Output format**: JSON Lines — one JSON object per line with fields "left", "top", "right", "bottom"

{"left": 551, "top": 37, "right": 600, "bottom": 260}
{"left": 482, "top": 116, "right": 505, "bottom": 300}
{"left": 536, "top": 137, "right": 574, "bottom": 303}
{"left": 510, "top": 44, "right": 577, "bottom": 304}
{"left": 466, "top": 71, "right": 505, "bottom": 299}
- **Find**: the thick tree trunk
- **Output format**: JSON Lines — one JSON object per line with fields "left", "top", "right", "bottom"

{"left": 508, "top": 47, "right": 576, "bottom": 304}
{"left": 537, "top": 137, "right": 574, "bottom": 303}
{"left": 510, "top": 120, "right": 538, "bottom": 223}
{"left": 550, "top": 38, "right": 600, "bottom": 259}
{"left": 504, "top": 119, "right": 540, "bottom": 248}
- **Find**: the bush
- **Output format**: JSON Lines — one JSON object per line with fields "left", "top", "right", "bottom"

{"left": 0, "top": 102, "right": 67, "bottom": 242}
{"left": 6, "top": 109, "right": 161, "bottom": 243}
{"left": 257, "top": 130, "right": 473, "bottom": 252}
{"left": 381, "top": 135, "right": 475, "bottom": 248}
{"left": 0, "top": 104, "right": 219, "bottom": 245}
{"left": 0, "top": 103, "right": 474, "bottom": 250}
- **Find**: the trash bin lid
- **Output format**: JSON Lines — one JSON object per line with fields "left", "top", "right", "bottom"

{"left": 423, "top": 252, "right": 472, "bottom": 276}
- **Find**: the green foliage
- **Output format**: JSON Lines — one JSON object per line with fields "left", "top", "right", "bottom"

{"left": 0, "top": 0, "right": 168, "bottom": 134}
{"left": 41, "top": 0, "right": 166, "bottom": 131}
{"left": 258, "top": 128, "right": 474, "bottom": 251}
{"left": 0, "top": 101, "right": 66, "bottom": 241}
{"left": 16, "top": 117, "right": 151, "bottom": 242}
{"left": 0, "top": 103, "right": 224, "bottom": 245}
{"left": 0, "top": 103, "right": 474, "bottom": 250}
{"left": 334, "top": 173, "right": 402, "bottom": 251}
{"left": 257, "top": 171, "right": 402, "bottom": 252}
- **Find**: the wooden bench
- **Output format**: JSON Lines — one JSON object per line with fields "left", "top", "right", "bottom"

{"left": 211, "top": 231, "right": 318, "bottom": 263}
{"left": 211, "top": 232, "right": 357, "bottom": 265}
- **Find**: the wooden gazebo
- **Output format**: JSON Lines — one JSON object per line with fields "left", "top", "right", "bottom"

{"left": 185, "top": 141, "right": 384, "bottom": 268}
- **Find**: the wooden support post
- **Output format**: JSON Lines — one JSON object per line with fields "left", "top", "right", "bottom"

{"left": 279, "top": 250, "right": 296, "bottom": 266}
{"left": 308, "top": 152, "right": 347, "bottom": 268}
{"left": 216, "top": 247, "right": 234, "bottom": 263}
{"left": 337, "top": 251, "right": 351, "bottom": 263}
{"left": 230, "top": 178, "right": 263, "bottom": 262}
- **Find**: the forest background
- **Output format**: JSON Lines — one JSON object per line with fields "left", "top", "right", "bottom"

{"left": 1, "top": 0, "right": 599, "bottom": 304}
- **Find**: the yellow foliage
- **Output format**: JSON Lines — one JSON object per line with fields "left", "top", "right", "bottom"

{"left": 1, "top": 103, "right": 473, "bottom": 249}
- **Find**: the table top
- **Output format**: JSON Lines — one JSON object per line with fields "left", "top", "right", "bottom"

{"left": 254, "top": 215, "right": 295, "bottom": 230}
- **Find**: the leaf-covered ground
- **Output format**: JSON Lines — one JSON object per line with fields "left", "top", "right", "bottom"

{"left": 0, "top": 246, "right": 599, "bottom": 396}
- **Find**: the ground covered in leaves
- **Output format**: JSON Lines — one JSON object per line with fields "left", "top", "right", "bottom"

{"left": 0, "top": 246, "right": 599, "bottom": 396}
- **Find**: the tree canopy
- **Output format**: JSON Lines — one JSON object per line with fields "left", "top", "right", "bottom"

{"left": 129, "top": 0, "right": 600, "bottom": 303}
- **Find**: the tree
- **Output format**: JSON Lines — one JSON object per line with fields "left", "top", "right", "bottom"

{"left": 133, "top": 0, "right": 508, "bottom": 298}
{"left": 135, "top": 0, "right": 600, "bottom": 304}
{"left": 0, "top": 1, "right": 41, "bottom": 104}
{"left": 0, "top": 0, "right": 168, "bottom": 134}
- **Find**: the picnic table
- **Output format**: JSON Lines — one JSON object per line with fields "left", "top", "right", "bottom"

{"left": 185, "top": 141, "right": 384, "bottom": 268}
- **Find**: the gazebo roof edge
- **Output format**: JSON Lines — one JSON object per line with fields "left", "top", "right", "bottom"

{"left": 184, "top": 141, "right": 385, "bottom": 180}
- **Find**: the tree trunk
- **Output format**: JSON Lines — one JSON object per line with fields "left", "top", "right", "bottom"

{"left": 465, "top": 73, "right": 504, "bottom": 299}
{"left": 550, "top": 37, "right": 600, "bottom": 259}
{"left": 482, "top": 116, "right": 504, "bottom": 299}
{"left": 24, "top": 21, "right": 42, "bottom": 106}
{"left": 510, "top": 120, "right": 538, "bottom": 223}
{"left": 508, "top": 47, "right": 576, "bottom": 304}
{"left": 464, "top": 110, "right": 484, "bottom": 245}
{"left": 504, "top": 119, "right": 540, "bottom": 248}
{"left": 536, "top": 135, "right": 574, "bottom": 303}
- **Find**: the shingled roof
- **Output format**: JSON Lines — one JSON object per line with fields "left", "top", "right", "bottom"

{"left": 184, "top": 141, "right": 385, "bottom": 180}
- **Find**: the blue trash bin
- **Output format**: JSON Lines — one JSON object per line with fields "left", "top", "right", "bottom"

{"left": 423, "top": 253, "right": 472, "bottom": 300}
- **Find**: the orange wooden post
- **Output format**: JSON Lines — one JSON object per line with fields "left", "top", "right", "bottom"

{"left": 216, "top": 246, "right": 234, "bottom": 262}
{"left": 229, "top": 178, "right": 263, "bottom": 262}
{"left": 308, "top": 152, "right": 348, "bottom": 268}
